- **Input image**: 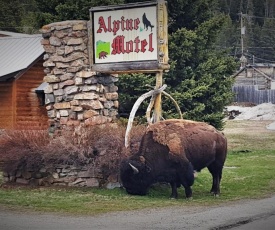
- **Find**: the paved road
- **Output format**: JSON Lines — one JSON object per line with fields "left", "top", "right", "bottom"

{"left": 1, "top": 196, "right": 275, "bottom": 230}
{"left": 231, "top": 214, "right": 275, "bottom": 230}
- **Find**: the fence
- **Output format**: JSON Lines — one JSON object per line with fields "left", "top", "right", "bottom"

{"left": 232, "top": 85, "right": 275, "bottom": 104}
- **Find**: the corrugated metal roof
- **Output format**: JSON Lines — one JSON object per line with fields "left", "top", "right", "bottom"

{"left": 0, "top": 32, "right": 44, "bottom": 78}
{"left": 0, "top": 30, "right": 32, "bottom": 37}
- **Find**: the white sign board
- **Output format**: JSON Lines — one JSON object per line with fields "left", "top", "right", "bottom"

{"left": 89, "top": 1, "right": 169, "bottom": 73}
{"left": 93, "top": 6, "right": 157, "bottom": 63}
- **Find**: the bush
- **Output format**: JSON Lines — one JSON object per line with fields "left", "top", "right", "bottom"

{"left": 0, "top": 123, "right": 146, "bottom": 178}
{"left": 0, "top": 129, "right": 50, "bottom": 172}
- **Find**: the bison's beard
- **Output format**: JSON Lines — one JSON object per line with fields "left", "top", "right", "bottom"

{"left": 121, "top": 176, "right": 149, "bottom": 196}
{"left": 125, "top": 187, "right": 147, "bottom": 196}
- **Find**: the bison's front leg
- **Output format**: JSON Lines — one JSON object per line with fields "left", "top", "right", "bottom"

{"left": 178, "top": 161, "right": 194, "bottom": 199}
{"left": 183, "top": 186, "right": 192, "bottom": 199}
{"left": 170, "top": 182, "right": 178, "bottom": 199}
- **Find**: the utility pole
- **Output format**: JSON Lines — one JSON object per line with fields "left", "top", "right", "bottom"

{"left": 240, "top": 12, "right": 247, "bottom": 68}
{"left": 241, "top": 12, "right": 244, "bottom": 56}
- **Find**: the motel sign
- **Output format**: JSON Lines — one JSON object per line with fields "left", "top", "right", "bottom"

{"left": 89, "top": 0, "right": 169, "bottom": 73}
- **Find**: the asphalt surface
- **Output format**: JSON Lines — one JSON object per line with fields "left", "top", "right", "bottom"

{"left": 1, "top": 196, "right": 275, "bottom": 230}
{"left": 230, "top": 214, "right": 275, "bottom": 230}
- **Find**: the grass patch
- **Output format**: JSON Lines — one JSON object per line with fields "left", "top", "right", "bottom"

{"left": 0, "top": 186, "right": 193, "bottom": 215}
{"left": 0, "top": 120, "right": 275, "bottom": 215}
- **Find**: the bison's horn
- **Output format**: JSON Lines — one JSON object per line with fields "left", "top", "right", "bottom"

{"left": 129, "top": 163, "right": 139, "bottom": 174}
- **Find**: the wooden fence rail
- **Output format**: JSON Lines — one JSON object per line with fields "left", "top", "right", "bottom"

{"left": 232, "top": 85, "right": 275, "bottom": 104}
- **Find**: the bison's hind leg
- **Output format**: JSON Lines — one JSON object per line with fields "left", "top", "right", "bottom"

{"left": 207, "top": 162, "right": 223, "bottom": 196}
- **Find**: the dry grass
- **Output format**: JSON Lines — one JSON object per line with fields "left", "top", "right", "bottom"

{"left": 223, "top": 120, "right": 275, "bottom": 151}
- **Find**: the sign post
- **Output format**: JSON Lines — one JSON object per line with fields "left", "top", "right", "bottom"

{"left": 152, "top": 0, "right": 168, "bottom": 122}
{"left": 153, "top": 71, "right": 163, "bottom": 122}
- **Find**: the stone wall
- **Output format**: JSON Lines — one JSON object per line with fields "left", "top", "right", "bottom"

{"left": 2, "top": 163, "right": 120, "bottom": 189}
{"left": 40, "top": 20, "right": 119, "bottom": 133}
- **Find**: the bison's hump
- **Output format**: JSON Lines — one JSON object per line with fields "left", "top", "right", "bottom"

{"left": 146, "top": 119, "right": 220, "bottom": 156}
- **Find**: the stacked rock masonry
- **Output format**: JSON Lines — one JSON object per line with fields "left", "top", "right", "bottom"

{"left": 40, "top": 20, "right": 119, "bottom": 133}
{"left": 2, "top": 164, "right": 120, "bottom": 189}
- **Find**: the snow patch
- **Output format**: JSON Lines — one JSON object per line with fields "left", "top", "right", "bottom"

{"left": 225, "top": 103, "right": 275, "bottom": 130}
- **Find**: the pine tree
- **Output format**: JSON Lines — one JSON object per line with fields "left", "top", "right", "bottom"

{"left": 117, "top": 0, "right": 238, "bottom": 129}
{"left": 163, "top": 13, "right": 237, "bottom": 129}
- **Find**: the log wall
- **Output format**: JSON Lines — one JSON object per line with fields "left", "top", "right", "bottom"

{"left": 14, "top": 59, "right": 48, "bottom": 130}
{"left": 0, "top": 59, "right": 48, "bottom": 130}
{"left": 0, "top": 81, "right": 13, "bottom": 129}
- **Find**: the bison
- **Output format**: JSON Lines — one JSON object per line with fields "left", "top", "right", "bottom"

{"left": 120, "top": 119, "right": 227, "bottom": 199}
{"left": 99, "top": 51, "right": 108, "bottom": 59}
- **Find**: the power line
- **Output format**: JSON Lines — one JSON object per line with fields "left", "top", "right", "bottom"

{"left": 239, "top": 14, "right": 275, "bottom": 20}
{"left": 249, "top": 37, "right": 275, "bottom": 45}
{"left": 243, "top": 28, "right": 275, "bottom": 33}
{"left": 234, "top": 46, "right": 274, "bottom": 49}
{"left": 261, "top": 28, "right": 275, "bottom": 32}
{"left": 245, "top": 52, "right": 275, "bottom": 63}
{"left": 246, "top": 15, "right": 275, "bottom": 20}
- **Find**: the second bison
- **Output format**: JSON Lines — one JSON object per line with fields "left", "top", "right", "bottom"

{"left": 120, "top": 119, "right": 227, "bottom": 198}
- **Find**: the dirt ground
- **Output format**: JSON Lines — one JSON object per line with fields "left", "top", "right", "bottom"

{"left": 224, "top": 120, "right": 273, "bottom": 134}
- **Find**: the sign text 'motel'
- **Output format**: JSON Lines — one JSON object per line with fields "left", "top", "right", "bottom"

{"left": 89, "top": 1, "right": 169, "bottom": 73}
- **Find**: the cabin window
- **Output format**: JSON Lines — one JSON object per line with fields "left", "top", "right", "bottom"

{"left": 36, "top": 92, "right": 45, "bottom": 106}
{"left": 35, "top": 82, "right": 48, "bottom": 106}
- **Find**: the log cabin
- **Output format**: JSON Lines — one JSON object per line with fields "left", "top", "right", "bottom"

{"left": 0, "top": 31, "right": 48, "bottom": 130}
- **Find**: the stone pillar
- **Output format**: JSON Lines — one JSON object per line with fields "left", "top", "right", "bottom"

{"left": 40, "top": 21, "right": 119, "bottom": 133}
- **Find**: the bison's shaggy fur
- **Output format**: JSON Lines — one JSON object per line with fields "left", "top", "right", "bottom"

{"left": 120, "top": 119, "right": 227, "bottom": 198}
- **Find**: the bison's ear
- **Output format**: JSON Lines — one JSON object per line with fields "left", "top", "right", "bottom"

{"left": 139, "top": 156, "right": 146, "bottom": 164}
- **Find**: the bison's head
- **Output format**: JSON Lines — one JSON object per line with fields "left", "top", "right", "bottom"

{"left": 120, "top": 157, "right": 152, "bottom": 196}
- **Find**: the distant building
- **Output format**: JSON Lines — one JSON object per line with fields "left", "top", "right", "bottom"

{"left": 232, "top": 63, "right": 275, "bottom": 104}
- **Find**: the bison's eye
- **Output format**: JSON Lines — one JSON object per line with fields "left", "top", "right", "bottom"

{"left": 146, "top": 165, "right": 151, "bottom": 173}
